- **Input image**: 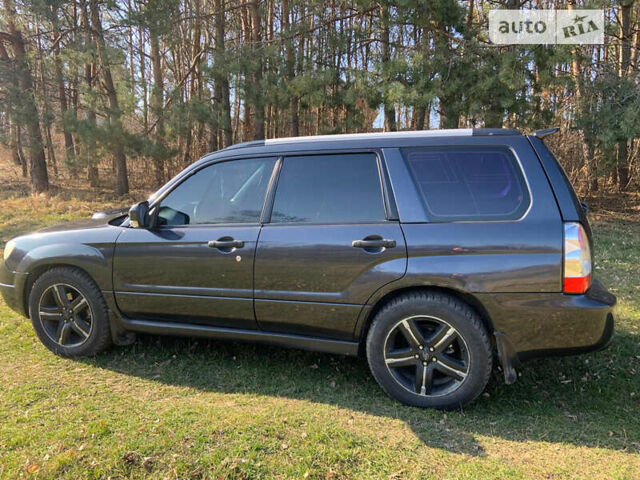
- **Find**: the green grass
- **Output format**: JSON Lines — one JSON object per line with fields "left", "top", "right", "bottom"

{"left": 0, "top": 197, "right": 639, "bottom": 479}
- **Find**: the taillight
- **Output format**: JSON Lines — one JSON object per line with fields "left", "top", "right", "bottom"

{"left": 563, "top": 222, "right": 592, "bottom": 294}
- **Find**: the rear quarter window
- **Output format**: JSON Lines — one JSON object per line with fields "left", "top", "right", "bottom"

{"left": 402, "top": 146, "right": 530, "bottom": 222}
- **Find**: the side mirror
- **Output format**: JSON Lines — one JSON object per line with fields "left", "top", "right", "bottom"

{"left": 129, "top": 201, "right": 150, "bottom": 228}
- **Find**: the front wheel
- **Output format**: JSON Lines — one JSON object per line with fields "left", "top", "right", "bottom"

{"left": 366, "top": 292, "right": 492, "bottom": 410}
{"left": 28, "top": 267, "right": 112, "bottom": 357}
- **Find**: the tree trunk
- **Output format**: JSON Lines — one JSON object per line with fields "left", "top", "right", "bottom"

{"left": 44, "top": 119, "right": 58, "bottom": 176}
{"left": 248, "top": 0, "right": 264, "bottom": 139}
{"left": 413, "top": 107, "right": 426, "bottom": 130}
{"left": 282, "top": 0, "right": 298, "bottom": 136}
{"left": 434, "top": 23, "right": 458, "bottom": 129}
{"left": 9, "top": 121, "right": 27, "bottom": 177}
{"left": 3, "top": 0, "right": 49, "bottom": 192}
{"left": 214, "top": 0, "right": 232, "bottom": 147}
{"left": 51, "top": 4, "right": 76, "bottom": 171}
{"left": 89, "top": 0, "right": 129, "bottom": 195}
{"left": 34, "top": 21, "right": 58, "bottom": 177}
{"left": 191, "top": 0, "right": 204, "bottom": 158}
{"left": 139, "top": 24, "right": 148, "bottom": 130}
{"left": 81, "top": 0, "right": 99, "bottom": 187}
{"left": 616, "top": 1, "right": 633, "bottom": 191}
{"left": 567, "top": 1, "right": 597, "bottom": 193}
{"left": 380, "top": 4, "right": 396, "bottom": 131}
{"left": 17, "top": 124, "right": 27, "bottom": 177}
{"left": 9, "top": 122, "right": 20, "bottom": 166}
{"left": 150, "top": 26, "right": 165, "bottom": 185}
{"left": 439, "top": 98, "right": 459, "bottom": 129}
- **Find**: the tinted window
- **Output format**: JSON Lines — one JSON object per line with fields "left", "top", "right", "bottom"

{"left": 156, "top": 157, "right": 276, "bottom": 226}
{"left": 403, "top": 147, "right": 529, "bottom": 221}
{"left": 271, "top": 153, "right": 386, "bottom": 224}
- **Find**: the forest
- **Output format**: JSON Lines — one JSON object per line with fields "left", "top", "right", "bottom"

{"left": 0, "top": 0, "right": 638, "bottom": 196}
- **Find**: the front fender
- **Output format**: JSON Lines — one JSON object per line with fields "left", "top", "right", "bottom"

{"left": 17, "top": 243, "right": 114, "bottom": 291}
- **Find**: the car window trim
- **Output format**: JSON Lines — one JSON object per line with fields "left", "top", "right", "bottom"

{"left": 262, "top": 150, "right": 396, "bottom": 226}
{"left": 379, "top": 154, "right": 399, "bottom": 221}
{"left": 154, "top": 223, "right": 263, "bottom": 230}
{"left": 260, "top": 156, "right": 283, "bottom": 224}
{"left": 149, "top": 155, "right": 279, "bottom": 229}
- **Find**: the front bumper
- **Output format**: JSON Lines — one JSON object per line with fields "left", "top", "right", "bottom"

{"left": 0, "top": 260, "right": 28, "bottom": 317}
{"left": 479, "top": 278, "right": 616, "bottom": 364}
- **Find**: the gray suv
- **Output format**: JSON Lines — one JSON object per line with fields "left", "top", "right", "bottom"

{"left": 0, "top": 128, "right": 615, "bottom": 409}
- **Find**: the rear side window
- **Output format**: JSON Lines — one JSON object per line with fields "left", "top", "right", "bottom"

{"left": 270, "top": 153, "right": 386, "bottom": 224}
{"left": 402, "top": 147, "right": 529, "bottom": 222}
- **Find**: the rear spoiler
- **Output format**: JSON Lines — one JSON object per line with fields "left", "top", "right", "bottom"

{"left": 531, "top": 128, "right": 559, "bottom": 139}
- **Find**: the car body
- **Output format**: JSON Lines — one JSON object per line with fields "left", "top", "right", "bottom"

{"left": 1, "top": 128, "right": 616, "bottom": 409}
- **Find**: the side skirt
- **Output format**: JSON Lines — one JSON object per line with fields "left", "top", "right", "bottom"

{"left": 120, "top": 318, "right": 360, "bottom": 356}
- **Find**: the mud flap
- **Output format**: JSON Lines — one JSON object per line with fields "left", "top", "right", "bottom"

{"left": 494, "top": 331, "right": 519, "bottom": 385}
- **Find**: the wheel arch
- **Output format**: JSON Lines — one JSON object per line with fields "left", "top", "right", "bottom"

{"left": 22, "top": 263, "right": 104, "bottom": 318}
{"left": 356, "top": 285, "right": 496, "bottom": 356}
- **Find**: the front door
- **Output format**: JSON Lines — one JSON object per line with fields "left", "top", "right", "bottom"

{"left": 254, "top": 153, "right": 407, "bottom": 340}
{"left": 113, "top": 157, "right": 277, "bottom": 328}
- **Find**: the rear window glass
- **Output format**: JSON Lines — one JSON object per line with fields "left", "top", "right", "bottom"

{"left": 402, "top": 147, "right": 529, "bottom": 221}
{"left": 271, "top": 153, "right": 386, "bottom": 224}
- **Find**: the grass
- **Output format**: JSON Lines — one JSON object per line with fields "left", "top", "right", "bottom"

{"left": 0, "top": 192, "right": 639, "bottom": 479}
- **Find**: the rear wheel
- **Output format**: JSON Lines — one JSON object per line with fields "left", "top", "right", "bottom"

{"left": 366, "top": 292, "right": 492, "bottom": 409}
{"left": 29, "top": 267, "right": 112, "bottom": 357}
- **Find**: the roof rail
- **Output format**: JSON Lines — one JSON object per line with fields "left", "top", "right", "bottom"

{"left": 471, "top": 128, "right": 521, "bottom": 136}
{"left": 221, "top": 129, "right": 522, "bottom": 150}
{"left": 532, "top": 128, "right": 559, "bottom": 139}
{"left": 223, "top": 140, "right": 265, "bottom": 151}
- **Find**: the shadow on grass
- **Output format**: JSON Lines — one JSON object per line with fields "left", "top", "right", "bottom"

{"left": 84, "top": 327, "right": 640, "bottom": 457}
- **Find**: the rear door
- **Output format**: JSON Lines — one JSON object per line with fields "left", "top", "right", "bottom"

{"left": 254, "top": 152, "right": 407, "bottom": 340}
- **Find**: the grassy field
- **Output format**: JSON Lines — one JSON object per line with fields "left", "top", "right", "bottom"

{"left": 0, "top": 190, "right": 639, "bottom": 479}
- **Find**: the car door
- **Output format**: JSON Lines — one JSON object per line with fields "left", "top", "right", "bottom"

{"left": 254, "top": 152, "right": 407, "bottom": 341}
{"left": 113, "top": 156, "right": 277, "bottom": 328}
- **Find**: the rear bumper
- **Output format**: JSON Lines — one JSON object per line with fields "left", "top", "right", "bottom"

{"left": 479, "top": 278, "right": 616, "bottom": 364}
{"left": 0, "top": 261, "right": 28, "bottom": 317}
{"left": 516, "top": 309, "right": 613, "bottom": 362}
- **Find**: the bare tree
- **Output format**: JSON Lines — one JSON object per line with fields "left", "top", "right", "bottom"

{"left": 1, "top": 0, "right": 49, "bottom": 192}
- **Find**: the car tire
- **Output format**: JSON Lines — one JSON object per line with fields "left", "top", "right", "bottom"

{"left": 28, "top": 267, "right": 112, "bottom": 357}
{"left": 366, "top": 291, "right": 492, "bottom": 410}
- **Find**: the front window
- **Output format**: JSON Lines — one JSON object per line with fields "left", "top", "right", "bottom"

{"left": 155, "top": 157, "right": 276, "bottom": 226}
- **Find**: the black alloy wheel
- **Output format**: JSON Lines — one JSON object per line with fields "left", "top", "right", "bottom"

{"left": 366, "top": 292, "right": 492, "bottom": 409}
{"left": 383, "top": 315, "right": 469, "bottom": 397}
{"left": 29, "top": 267, "right": 112, "bottom": 357}
{"left": 37, "top": 283, "right": 94, "bottom": 348}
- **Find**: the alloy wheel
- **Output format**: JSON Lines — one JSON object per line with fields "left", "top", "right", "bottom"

{"left": 383, "top": 315, "right": 469, "bottom": 397}
{"left": 38, "top": 283, "right": 93, "bottom": 348}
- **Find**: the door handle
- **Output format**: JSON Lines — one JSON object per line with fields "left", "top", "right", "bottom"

{"left": 352, "top": 238, "right": 396, "bottom": 249}
{"left": 208, "top": 239, "right": 245, "bottom": 249}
